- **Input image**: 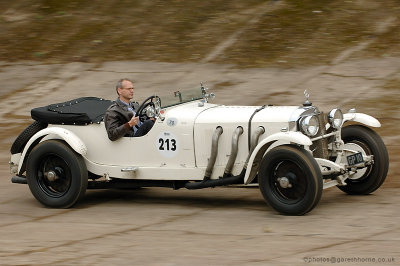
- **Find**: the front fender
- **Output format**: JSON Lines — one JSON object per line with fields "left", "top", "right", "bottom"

{"left": 244, "top": 132, "right": 312, "bottom": 184}
{"left": 18, "top": 127, "right": 87, "bottom": 174}
{"left": 343, "top": 113, "right": 381, "bottom": 127}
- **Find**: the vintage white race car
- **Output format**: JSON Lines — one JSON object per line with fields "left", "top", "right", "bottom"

{"left": 9, "top": 84, "right": 389, "bottom": 215}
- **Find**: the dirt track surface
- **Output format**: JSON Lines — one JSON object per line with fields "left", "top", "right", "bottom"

{"left": 0, "top": 58, "right": 399, "bottom": 265}
{"left": 0, "top": 172, "right": 399, "bottom": 265}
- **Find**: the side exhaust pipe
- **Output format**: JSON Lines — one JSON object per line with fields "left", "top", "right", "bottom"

{"left": 244, "top": 126, "right": 265, "bottom": 169}
{"left": 204, "top": 126, "right": 223, "bottom": 181}
{"left": 185, "top": 126, "right": 247, "bottom": 190}
{"left": 223, "top": 126, "right": 243, "bottom": 178}
{"left": 185, "top": 126, "right": 264, "bottom": 190}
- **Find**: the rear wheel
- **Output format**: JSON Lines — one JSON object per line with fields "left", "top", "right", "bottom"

{"left": 26, "top": 140, "right": 88, "bottom": 208}
{"left": 338, "top": 125, "right": 389, "bottom": 195}
{"left": 258, "top": 145, "right": 322, "bottom": 215}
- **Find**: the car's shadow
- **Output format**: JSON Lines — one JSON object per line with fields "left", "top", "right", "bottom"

{"left": 76, "top": 186, "right": 369, "bottom": 213}
{"left": 77, "top": 187, "right": 268, "bottom": 210}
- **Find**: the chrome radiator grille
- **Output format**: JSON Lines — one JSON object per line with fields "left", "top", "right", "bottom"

{"left": 310, "top": 112, "right": 329, "bottom": 159}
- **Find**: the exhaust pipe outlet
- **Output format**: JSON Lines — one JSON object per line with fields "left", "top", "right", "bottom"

{"left": 223, "top": 126, "right": 243, "bottom": 178}
{"left": 244, "top": 126, "right": 265, "bottom": 168}
{"left": 11, "top": 175, "right": 27, "bottom": 184}
{"left": 204, "top": 126, "right": 223, "bottom": 180}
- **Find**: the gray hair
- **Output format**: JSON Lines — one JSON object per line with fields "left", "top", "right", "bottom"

{"left": 115, "top": 78, "right": 133, "bottom": 95}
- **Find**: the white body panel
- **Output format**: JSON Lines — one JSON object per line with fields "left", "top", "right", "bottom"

{"left": 57, "top": 101, "right": 218, "bottom": 180}
{"left": 18, "top": 127, "right": 87, "bottom": 173}
{"left": 193, "top": 105, "right": 301, "bottom": 179}
{"left": 243, "top": 131, "right": 313, "bottom": 184}
{"left": 17, "top": 101, "right": 304, "bottom": 181}
{"left": 343, "top": 112, "right": 381, "bottom": 127}
{"left": 13, "top": 95, "right": 382, "bottom": 186}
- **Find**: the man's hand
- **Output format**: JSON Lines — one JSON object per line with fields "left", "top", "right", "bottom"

{"left": 128, "top": 116, "right": 139, "bottom": 127}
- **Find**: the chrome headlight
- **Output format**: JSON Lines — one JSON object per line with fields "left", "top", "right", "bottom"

{"left": 300, "top": 115, "right": 320, "bottom": 137}
{"left": 328, "top": 108, "right": 343, "bottom": 129}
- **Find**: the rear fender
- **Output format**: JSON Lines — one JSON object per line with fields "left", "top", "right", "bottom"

{"left": 244, "top": 132, "right": 312, "bottom": 185}
{"left": 343, "top": 113, "right": 381, "bottom": 127}
{"left": 18, "top": 127, "right": 87, "bottom": 174}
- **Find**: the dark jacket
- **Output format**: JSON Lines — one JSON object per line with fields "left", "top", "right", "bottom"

{"left": 104, "top": 98, "right": 139, "bottom": 141}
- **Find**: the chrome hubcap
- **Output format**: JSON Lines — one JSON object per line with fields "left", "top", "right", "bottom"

{"left": 44, "top": 170, "right": 58, "bottom": 182}
{"left": 277, "top": 176, "right": 292, "bottom": 188}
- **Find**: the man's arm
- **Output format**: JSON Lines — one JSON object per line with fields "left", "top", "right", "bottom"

{"left": 104, "top": 109, "right": 131, "bottom": 141}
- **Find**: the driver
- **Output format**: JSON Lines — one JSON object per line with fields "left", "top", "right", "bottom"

{"left": 104, "top": 78, "right": 155, "bottom": 141}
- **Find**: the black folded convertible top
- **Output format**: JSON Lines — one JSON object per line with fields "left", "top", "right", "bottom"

{"left": 31, "top": 97, "right": 113, "bottom": 125}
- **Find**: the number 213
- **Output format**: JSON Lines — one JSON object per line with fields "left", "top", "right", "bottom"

{"left": 158, "top": 138, "right": 177, "bottom": 151}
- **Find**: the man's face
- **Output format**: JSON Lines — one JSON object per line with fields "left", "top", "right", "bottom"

{"left": 118, "top": 80, "right": 134, "bottom": 102}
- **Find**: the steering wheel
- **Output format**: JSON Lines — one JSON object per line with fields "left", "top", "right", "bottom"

{"left": 136, "top": 95, "right": 161, "bottom": 122}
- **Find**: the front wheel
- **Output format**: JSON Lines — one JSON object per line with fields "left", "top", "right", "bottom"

{"left": 26, "top": 140, "right": 88, "bottom": 208}
{"left": 338, "top": 125, "right": 389, "bottom": 195}
{"left": 258, "top": 145, "right": 323, "bottom": 215}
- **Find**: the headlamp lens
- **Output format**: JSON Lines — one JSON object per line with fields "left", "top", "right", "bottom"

{"left": 328, "top": 108, "right": 343, "bottom": 129}
{"left": 301, "top": 115, "right": 319, "bottom": 136}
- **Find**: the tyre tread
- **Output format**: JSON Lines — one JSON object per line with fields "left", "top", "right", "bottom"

{"left": 26, "top": 140, "right": 88, "bottom": 208}
{"left": 258, "top": 145, "right": 323, "bottom": 215}
{"left": 339, "top": 125, "right": 389, "bottom": 195}
{"left": 10, "top": 121, "right": 47, "bottom": 154}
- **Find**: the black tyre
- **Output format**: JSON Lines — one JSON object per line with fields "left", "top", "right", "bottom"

{"left": 338, "top": 125, "right": 389, "bottom": 195}
{"left": 26, "top": 140, "right": 88, "bottom": 208}
{"left": 10, "top": 121, "right": 47, "bottom": 154}
{"left": 258, "top": 145, "right": 323, "bottom": 215}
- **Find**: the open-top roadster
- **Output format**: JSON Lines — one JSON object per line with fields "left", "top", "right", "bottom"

{"left": 9, "top": 84, "right": 389, "bottom": 215}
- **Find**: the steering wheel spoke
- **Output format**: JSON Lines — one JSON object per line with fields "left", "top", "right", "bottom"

{"left": 136, "top": 95, "right": 161, "bottom": 122}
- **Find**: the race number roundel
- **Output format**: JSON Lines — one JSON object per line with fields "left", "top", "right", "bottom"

{"left": 156, "top": 131, "right": 178, "bottom": 158}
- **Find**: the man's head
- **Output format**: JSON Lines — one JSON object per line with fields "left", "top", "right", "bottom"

{"left": 116, "top": 78, "right": 134, "bottom": 103}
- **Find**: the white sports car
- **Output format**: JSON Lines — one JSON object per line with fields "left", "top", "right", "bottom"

{"left": 9, "top": 84, "right": 389, "bottom": 215}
